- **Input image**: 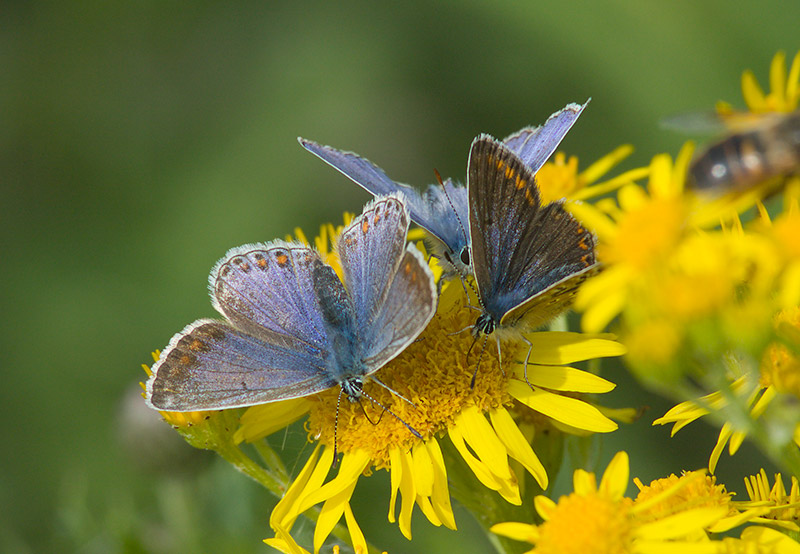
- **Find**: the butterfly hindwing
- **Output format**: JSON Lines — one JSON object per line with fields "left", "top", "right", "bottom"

{"left": 146, "top": 319, "right": 335, "bottom": 411}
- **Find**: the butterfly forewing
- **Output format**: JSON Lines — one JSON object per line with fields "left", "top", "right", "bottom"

{"left": 468, "top": 136, "right": 597, "bottom": 325}
{"left": 503, "top": 101, "right": 588, "bottom": 173}
{"left": 300, "top": 138, "right": 470, "bottom": 269}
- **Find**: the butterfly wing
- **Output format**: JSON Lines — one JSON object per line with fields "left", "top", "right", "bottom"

{"left": 299, "top": 138, "right": 470, "bottom": 270}
{"left": 502, "top": 101, "right": 589, "bottom": 174}
{"left": 336, "top": 195, "right": 436, "bottom": 372}
{"left": 468, "top": 136, "right": 596, "bottom": 329}
{"left": 147, "top": 244, "right": 344, "bottom": 411}
{"left": 146, "top": 319, "right": 335, "bottom": 410}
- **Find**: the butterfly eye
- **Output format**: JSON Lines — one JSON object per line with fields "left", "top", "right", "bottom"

{"left": 459, "top": 247, "right": 470, "bottom": 266}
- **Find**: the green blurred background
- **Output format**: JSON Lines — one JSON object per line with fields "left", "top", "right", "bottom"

{"left": 3, "top": 2, "right": 797, "bottom": 552}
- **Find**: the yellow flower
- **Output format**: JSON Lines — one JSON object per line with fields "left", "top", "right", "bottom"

{"left": 535, "top": 144, "right": 649, "bottom": 204}
{"left": 491, "top": 451, "right": 731, "bottom": 554}
{"left": 738, "top": 50, "right": 800, "bottom": 113}
{"left": 741, "top": 470, "right": 800, "bottom": 532}
{"left": 232, "top": 219, "right": 625, "bottom": 554}
{"left": 571, "top": 143, "right": 698, "bottom": 334}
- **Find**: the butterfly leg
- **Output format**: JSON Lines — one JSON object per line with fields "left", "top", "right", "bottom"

{"left": 521, "top": 334, "right": 534, "bottom": 388}
{"left": 495, "top": 335, "right": 505, "bottom": 377}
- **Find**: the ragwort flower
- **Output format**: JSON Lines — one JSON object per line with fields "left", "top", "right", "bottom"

{"left": 231, "top": 218, "right": 624, "bottom": 554}
{"left": 491, "top": 451, "right": 734, "bottom": 554}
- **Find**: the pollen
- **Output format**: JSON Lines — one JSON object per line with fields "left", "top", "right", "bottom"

{"left": 305, "top": 284, "right": 510, "bottom": 469}
{"left": 598, "top": 195, "right": 685, "bottom": 269}
{"left": 633, "top": 472, "right": 731, "bottom": 523}
{"left": 535, "top": 492, "right": 634, "bottom": 554}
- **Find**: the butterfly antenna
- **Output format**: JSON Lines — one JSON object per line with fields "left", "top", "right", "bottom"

{"left": 359, "top": 388, "right": 423, "bottom": 440}
{"left": 332, "top": 387, "right": 344, "bottom": 469}
{"left": 434, "top": 169, "right": 470, "bottom": 257}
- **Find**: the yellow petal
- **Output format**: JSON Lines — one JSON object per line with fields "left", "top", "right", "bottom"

{"left": 647, "top": 154, "right": 675, "bottom": 199}
{"left": 632, "top": 539, "right": 719, "bottom": 554}
{"left": 618, "top": 181, "right": 650, "bottom": 211}
{"left": 343, "top": 503, "right": 367, "bottom": 554}
{"left": 742, "top": 69, "right": 767, "bottom": 111}
{"left": 411, "top": 442, "right": 434, "bottom": 496}
{"left": 741, "top": 525, "right": 800, "bottom": 553}
{"left": 298, "top": 449, "right": 370, "bottom": 513}
{"left": 414, "top": 496, "right": 442, "bottom": 527}
{"left": 489, "top": 406, "right": 548, "bottom": 489}
{"left": 579, "top": 288, "right": 628, "bottom": 334}
{"left": 396, "top": 446, "right": 417, "bottom": 539}
{"left": 455, "top": 405, "right": 511, "bottom": 480}
{"left": 425, "top": 439, "right": 456, "bottom": 529}
{"left": 271, "top": 444, "right": 328, "bottom": 530}
{"left": 263, "top": 537, "right": 311, "bottom": 554}
{"left": 513, "top": 363, "right": 616, "bottom": 393}
{"left": 448, "top": 424, "right": 521, "bottom": 505}
{"left": 770, "top": 51, "right": 788, "bottom": 106}
{"left": 388, "top": 447, "right": 403, "bottom": 524}
{"left": 533, "top": 494, "right": 557, "bottom": 520}
{"left": 235, "top": 398, "right": 312, "bottom": 443}
{"left": 521, "top": 332, "right": 627, "bottom": 364}
{"left": 314, "top": 483, "right": 358, "bottom": 554}
{"left": 490, "top": 521, "right": 538, "bottom": 543}
{"left": 599, "top": 451, "right": 629, "bottom": 499}
{"left": 788, "top": 51, "right": 800, "bottom": 108}
{"left": 580, "top": 144, "right": 635, "bottom": 184}
{"left": 508, "top": 380, "right": 618, "bottom": 433}
{"left": 572, "top": 166, "right": 650, "bottom": 202}
{"left": 572, "top": 468, "right": 598, "bottom": 495}
{"left": 567, "top": 201, "right": 618, "bottom": 239}
{"left": 636, "top": 507, "right": 728, "bottom": 540}
{"left": 709, "top": 423, "right": 733, "bottom": 474}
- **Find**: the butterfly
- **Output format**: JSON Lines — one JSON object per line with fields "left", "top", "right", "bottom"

{"left": 299, "top": 101, "right": 588, "bottom": 277}
{"left": 146, "top": 194, "right": 437, "bottom": 432}
{"left": 467, "top": 134, "right": 599, "bottom": 382}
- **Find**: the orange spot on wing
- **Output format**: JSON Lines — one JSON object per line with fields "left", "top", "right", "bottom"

{"left": 524, "top": 188, "right": 536, "bottom": 205}
{"left": 362, "top": 219, "right": 369, "bottom": 234}
{"left": 276, "top": 253, "right": 289, "bottom": 266}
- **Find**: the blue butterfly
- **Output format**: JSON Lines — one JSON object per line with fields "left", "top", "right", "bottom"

{"left": 146, "top": 195, "right": 436, "bottom": 417}
{"left": 299, "top": 101, "right": 588, "bottom": 277}
{"left": 467, "top": 134, "right": 599, "bottom": 382}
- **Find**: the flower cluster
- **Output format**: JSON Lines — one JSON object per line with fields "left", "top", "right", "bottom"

{"left": 142, "top": 50, "right": 800, "bottom": 553}
{"left": 492, "top": 451, "right": 800, "bottom": 554}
